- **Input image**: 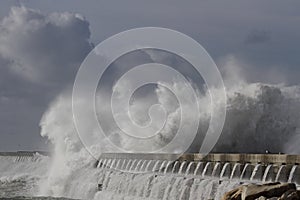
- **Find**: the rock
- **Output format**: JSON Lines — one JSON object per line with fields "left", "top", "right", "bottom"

{"left": 242, "top": 182, "right": 296, "bottom": 200}
{"left": 255, "top": 196, "right": 267, "bottom": 200}
{"left": 222, "top": 187, "right": 243, "bottom": 200}
{"left": 279, "top": 189, "right": 300, "bottom": 200}
{"left": 222, "top": 182, "right": 298, "bottom": 200}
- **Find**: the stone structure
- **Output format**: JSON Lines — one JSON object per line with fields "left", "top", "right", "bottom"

{"left": 98, "top": 153, "right": 300, "bottom": 185}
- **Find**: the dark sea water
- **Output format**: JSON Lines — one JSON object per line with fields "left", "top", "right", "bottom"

{"left": 0, "top": 177, "right": 78, "bottom": 200}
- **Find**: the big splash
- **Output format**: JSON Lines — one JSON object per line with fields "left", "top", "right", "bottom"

{"left": 1, "top": 82, "right": 300, "bottom": 199}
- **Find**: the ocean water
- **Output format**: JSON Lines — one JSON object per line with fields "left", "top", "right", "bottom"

{"left": 0, "top": 154, "right": 51, "bottom": 199}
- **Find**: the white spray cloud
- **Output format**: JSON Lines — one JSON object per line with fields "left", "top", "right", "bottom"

{"left": 213, "top": 55, "right": 300, "bottom": 153}
{"left": 39, "top": 90, "right": 107, "bottom": 196}
{"left": 39, "top": 79, "right": 202, "bottom": 195}
{"left": 37, "top": 49, "right": 300, "bottom": 197}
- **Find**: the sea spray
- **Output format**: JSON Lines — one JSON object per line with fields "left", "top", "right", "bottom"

{"left": 38, "top": 92, "right": 100, "bottom": 198}
{"left": 37, "top": 80, "right": 300, "bottom": 198}
{"left": 213, "top": 83, "right": 300, "bottom": 153}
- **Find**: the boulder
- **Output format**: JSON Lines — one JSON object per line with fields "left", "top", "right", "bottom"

{"left": 222, "top": 187, "right": 243, "bottom": 200}
{"left": 279, "top": 189, "right": 300, "bottom": 200}
{"left": 255, "top": 197, "right": 267, "bottom": 200}
{"left": 242, "top": 182, "right": 296, "bottom": 200}
{"left": 222, "top": 182, "right": 299, "bottom": 200}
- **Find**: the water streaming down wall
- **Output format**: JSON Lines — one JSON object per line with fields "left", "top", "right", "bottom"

{"left": 94, "top": 153, "right": 300, "bottom": 199}
{"left": 97, "top": 158, "right": 299, "bottom": 183}
{"left": 2, "top": 152, "right": 300, "bottom": 199}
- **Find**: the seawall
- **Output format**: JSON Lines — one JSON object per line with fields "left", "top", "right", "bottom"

{"left": 0, "top": 151, "right": 49, "bottom": 157}
{"left": 100, "top": 153, "right": 300, "bottom": 165}
{"left": 98, "top": 153, "right": 300, "bottom": 185}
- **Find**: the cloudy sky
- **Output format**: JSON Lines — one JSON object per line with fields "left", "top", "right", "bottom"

{"left": 0, "top": 0, "right": 299, "bottom": 151}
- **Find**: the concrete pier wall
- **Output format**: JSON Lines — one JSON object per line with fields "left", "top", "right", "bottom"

{"left": 0, "top": 151, "right": 49, "bottom": 157}
{"left": 98, "top": 153, "right": 300, "bottom": 184}
{"left": 100, "top": 153, "right": 300, "bottom": 165}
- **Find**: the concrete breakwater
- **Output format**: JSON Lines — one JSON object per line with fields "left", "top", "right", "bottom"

{"left": 0, "top": 151, "right": 49, "bottom": 157}
{"left": 98, "top": 153, "right": 300, "bottom": 185}
{"left": 1, "top": 152, "right": 300, "bottom": 199}
{"left": 2, "top": 151, "right": 300, "bottom": 184}
{"left": 0, "top": 151, "right": 49, "bottom": 162}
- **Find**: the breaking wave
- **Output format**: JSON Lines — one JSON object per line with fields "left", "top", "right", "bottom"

{"left": 32, "top": 80, "right": 300, "bottom": 198}
{"left": 1, "top": 82, "right": 300, "bottom": 199}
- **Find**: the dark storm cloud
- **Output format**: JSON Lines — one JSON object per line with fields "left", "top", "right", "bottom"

{"left": 0, "top": 7, "right": 92, "bottom": 151}
{"left": 245, "top": 30, "right": 271, "bottom": 45}
{"left": 22, "top": 0, "right": 300, "bottom": 84}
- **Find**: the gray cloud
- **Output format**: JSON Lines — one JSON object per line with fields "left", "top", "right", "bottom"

{"left": 0, "top": 7, "right": 91, "bottom": 85}
{"left": 21, "top": 0, "right": 300, "bottom": 84}
{"left": 245, "top": 30, "right": 271, "bottom": 45}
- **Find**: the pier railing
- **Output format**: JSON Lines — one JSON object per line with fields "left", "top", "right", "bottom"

{"left": 97, "top": 153, "right": 300, "bottom": 185}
